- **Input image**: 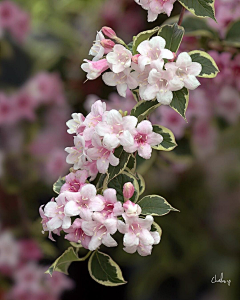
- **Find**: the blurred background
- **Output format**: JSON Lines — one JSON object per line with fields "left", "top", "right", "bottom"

{"left": 0, "top": 0, "right": 240, "bottom": 299}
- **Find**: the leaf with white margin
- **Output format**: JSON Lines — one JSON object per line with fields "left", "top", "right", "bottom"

{"left": 46, "top": 247, "right": 91, "bottom": 276}
{"left": 53, "top": 177, "right": 65, "bottom": 194}
{"left": 136, "top": 173, "right": 145, "bottom": 196}
{"left": 158, "top": 23, "right": 184, "bottom": 53}
{"left": 131, "top": 99, "right": 161, "bottom": 122}
{"left": 138, "top": 195, "right": 179, "bottom": 216}
{"left": 170, "top": 87, "right": 189, "bottom": 119}
{"left": 152, "top": 125, "right": 177, "bottom": 151}
{"left": 178, "top": 0, "right": 216, "bottom": 21}
{"left": 132, "top": 27, "right": 159, "bottom": 55}
{"left": 188, "top": 50, "right": 219, "bottom": 78}
{"left": 88, "top": 250, "right": 127, "bottom": 286}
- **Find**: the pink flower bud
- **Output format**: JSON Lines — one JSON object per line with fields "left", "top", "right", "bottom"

{"left": 102, "top": 26, "right": 117, "bottom": 39}
{"left": 101, "top": 39, "right": 115, "bottom": 49}
{"left": 123, "top": 200, "right": 141, "bottom": 217}
{"left": 168, "top": 52, "right": 177, "bottom": 62}
{"left": 123, "top": 182, "right": 135, "bottom": 199}
{"left": 132, "top": 54, "right": 140, "bottom": 64}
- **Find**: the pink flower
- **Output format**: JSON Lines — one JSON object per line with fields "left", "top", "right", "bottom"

{"left": 12, "top": 91, "right": 36, "bottom": 122}
{"left": 106, "top": 44, "right": 132, "bottom": 73}
{"left": 64, "top": 218, "right": 91, "bottom": 249}
{"left": 89, "top": 31, "right": 105, "bottom": 61}
{"left": 43, "top": 192, "right": 75, "bottom": 231}
{"left": 9, "top": 9, "right": 30, "bottom": 43}
{"left": 82, "top": 212, "right": 118, "bottom": 251}
{"left": 0, "top": 231, "right": 20, "bottom": 270}
{"left": 124, "top": 120, "right": 163, "bottom": 159}
{"left": 18, "top": 239, "right": 42, "bottom": 261}
{"left": 81, "top": 59, "right": 109, "bottom": 80}
{"left": 0, "top": 1, "right": 18, "bottom": 29}
{"left": 123, "top": 183, "right": 135, "bottom": 200}
{"left": 0, "top": 92, "right": 14, "bottom": 125}
{"left": 135, "top": 0, "right": 176, "bottom": 22}
{"left": 131, "top": 64, "right": 151, "bottom": 99}
{"left": 66, "top": 113, "right": 85, "bottom": 135}
{"left": 60, "top": 170, "right": 88, "bottom": 193}
{"left": 143, "top": 68, "right": 183, "bottom": 104}
{"left": 123, "top": 200, "right": 141, "bottom": 217}
{"left": 65, "top": 136, "right": 88, "bottom": 170}
{"left": 137, "top": 36, "right": 174, "bottom": 71}
{"left": 100, "top": 38, "right": 115, "bottom": 52}
{"left": 64, "top": 184, "right": 104, "bottom": 219}
{"left": 83, "top": 100, "right": 106, "bottom": 140}
{"left": 82, "top": 160, "right": 99, "bottom": 181}
{"left": 165, "top": 52, "right": 202, "bottom": 90}
{"left": 87, "top": 134, "right": 119, "bottom": 174}
{"left": 96, "top": 109, "right": 137, "bottom": 147}
{"left": 99, "top": 188, "right": 124, "bottom": 218}
{"left": 118, "top": 212, "right": 160, "bottom": 256}
{"left": 102, "top": 68, "right": 138, "bottom": 97}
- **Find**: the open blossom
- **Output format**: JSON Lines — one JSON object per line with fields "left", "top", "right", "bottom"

{"left": 83, "top": 100, "right": 106, "bottom": 140}
{"left": 60, "top": 170, "right": 88, "bottom": 193}
{"left": 143, "top": 68, "right": 183, "bottom": 104}
{"left": 64, "top": 184, "right": 104, "bottom": 219}
{"left": 99, "top": 188, "right": 124, "bottom": 218}
{"left": 118, "top": 209, "right": 160, "bottom": 256}
{"left": 135, "top": 0, "right": 176, "bottom": 22}
{"left": 132, "top": 64, "right": 151, "bottom": 99}
{"left": 65, "top": 136, "right": 88, "bottom": 170}
{"left": 81, "top": 59, "right": 109, "bottom": 80}
{"left": 87, "top": 134, "right": 119, "bottom": 174}
{"left": 137, "top": 36, "right": 174, "bottom": 71}
{"left": 165, "top": 52, "right": 202, "bottom": 90}
{"left": 64, "top": 218, "right": 91, "bottom": 249}
{"left": 82, "top": 160, "right": 98, "bottom": 181}
{"left": 96, "top": 109, "right": 137, "bottom": 147}
{"left": 106, "top": 44, "right": 132, "bottom": 73}
{"left": 102, "top": 68, "right": 138, "bottom": 97}
{"left": 66, "top": 113, "right": 85, "bottom": 135}
{"left": 123, "top": 200, "right": 141, "bottom": 217}
{"left": 82, "top": 212, "right": 118, "bottom": 251}
{"left": 124, "top": 120, "right": 163, "bottom": 159}
{"left": 89, "top": 31, "right": 105, "bottom": 61}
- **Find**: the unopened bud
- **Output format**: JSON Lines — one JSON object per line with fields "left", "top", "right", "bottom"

{"left": 168, "top": 52, "right": 177, "bottom": 62}
{"left": 132, "top": 54, "right": 140, "bottom": 64}
{"left": 123, "top": 182, "right": 135, "bottom": 200}
{"left": 102, "top": 26, "right": 117, "bottom": 39}
{"left": 101, "top": 39, "right": 115, "bottom": 49}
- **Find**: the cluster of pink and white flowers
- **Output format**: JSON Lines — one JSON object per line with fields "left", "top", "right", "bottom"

{"left": 0, "top": 0, "right": 30, "bottom": 43}
{"left": 40, "top": 180, "right": 160, "bottom": 256}
{"left": 81, "top": 28, "right": 202, "bottom": 105}
{"left": 64, "top": 100, "right": 163, "bottom": 179}
{"left": 134, "top": 0, "right": 177, "bottom": 22}
{"left": 0, "top": 230, "right": 73, "bottom": 300}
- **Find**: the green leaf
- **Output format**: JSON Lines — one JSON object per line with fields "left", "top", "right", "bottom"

{"left": 170, "top": 87, "right": 189, "bottom": 119}
{"left": 152, "top": 125, "right": 177, "bottom": 151}
{"left": 107, "top": 147, "right": 131, "bottom": 182}
{"left": 88, "top": 251, "right": 127, "bottom": 286}
{"left": 225, "top": 19, "right": 240, "bottom": 47}
{"left": 138, "top": 195, "right": 179, "bottom": 216}
{"left": 46, "top": 247, "right": 91, "bottom": 276}
{"left": 131, "top": 99, "right": 160, "bottom": 122}
{"left": 136, "top": 173, "right": 145, "bottom": 196}
{"left": 107, "top": 171, "right": 139, "bottom": 203}
{"left": 188, "top": 50, "right": 219, "bottom": 78}
{"left": 53, "top": 177, "right": 65, "bottom": 194}
{"left": 158, "top": 23, "right": 184, "bottom": 52}
{"left": 126, "top": 154, "right": 137, "bottom": 173}
{"left": 178, "top": 0, "right": 216, "bottom": 21}
{"left": 181, "top": 15, "right": 217, "bottom": 38}
{"left": 96, "top": 174, "right": 108, "bottom": 190}
{"left": 132, "top": 27, "right": 159, "bottom": 55}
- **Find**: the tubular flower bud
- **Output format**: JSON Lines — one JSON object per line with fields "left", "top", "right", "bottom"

{"left": 123, "top": 182, "right": 135, "bottom": 200}
{"left": 102, "top": 26, "right": 117, "bottom": 39}
{"left": 100, "top": 39, "right": 115, "bottom": 49}
{"left": 132, "top": 54, "right": 141, "bottom": 64}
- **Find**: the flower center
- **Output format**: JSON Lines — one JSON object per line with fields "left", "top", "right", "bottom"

{"left": 135, "top": 133, "right": 148, "bottom": 144}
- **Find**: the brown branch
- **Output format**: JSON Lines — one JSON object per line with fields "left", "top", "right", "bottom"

{"left": 178, "top": 6, "right": 186, "bottom": 26}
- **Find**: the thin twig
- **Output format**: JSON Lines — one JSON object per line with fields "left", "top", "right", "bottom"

{"left": 178, "top": 6, "right": 186, "bottom": 26}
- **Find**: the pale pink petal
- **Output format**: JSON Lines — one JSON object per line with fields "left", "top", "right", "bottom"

{"left": 138, "top": 143, "right": 152, "bottom": 159}
{"left": 119, "top": 130, "right": 134, "bottom": 147}
{"left": 103, "top": 134, "right": 119, "bottom": 149}
{"left": 103, "top": 188, "right": 117, "bottom": 203}
{"left": 161, "top": 49, "right": 174, "bottom": 60}
{"left": 187, "top": 62, "right": 202, "bottom": 76}
{"left": 176, "top": 52, "right": 192, "bottom": 67}
{"left": 104, "top": 218, "right": 118, "bottom": 234}
{"left": 108, "top": 152, "right": 119, "bottom": 166}
{"left": 151, "top": 231, "right": 161, "bottom": 244}
{"left": 102, "top": 72, "right": 117, "bottom": 86}
{"left": 88, "top": 235, "right": 102, "bottom": 251}
{"left": 156, "top": 90, "right": 173, "bottom": 105}
{"left": 62, "top": 216, "right": 71, "bottom": 229}
{"left": 150, "top": 36, "right": 166, "bottom": 49}
{"left": 118, "top": 220, "right": 128, "bottom": 234}
{"left": 139, "top": 228, "right": 155, "bottom": 245}
{"left": 137, "top": 120, "right": 153, "bottom": 134}
{"left": 102, "top": 234, "right": 117, "bottom": 247}
{"left": 82, "top": 220, "right": 98, "bottom": 236}
{"left": 184, "top": 75, "right": 201, "bottom": 90}
{"left": 147, "top": 132, "right": 163, "bottom": 146}
{"left": 89, "top": 196, "right": 105, "bottom": 211}
{"left": 47, "top": 217, "right": 62, "bottom": 231}
{"left": 124, "top": 232, "right": 139, "bottom": 247}
{"left": 113, "top": 202, "right": 124, "bottom": 216}
{"left": 44, "top": 202, "right": 57, "bottom": 218}
{"left": 97, "top": 158, "right": 109, "bottom": 173}
{"left": 117, "top": 83, "right": 128, "bottom": 97}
